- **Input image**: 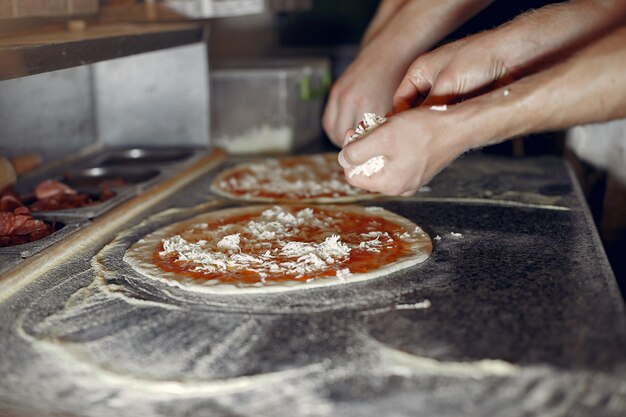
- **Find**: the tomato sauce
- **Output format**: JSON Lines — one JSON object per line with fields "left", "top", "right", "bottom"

{"left": 152, "top": 206, "right": 415, "bottom": 285}
{"left": 218, "top": 154, "right": 374, "bottom": 200}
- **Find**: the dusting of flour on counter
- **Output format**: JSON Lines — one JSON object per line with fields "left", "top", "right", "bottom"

{"left": 395, "top": 299, "right": 431, "bottom": 310}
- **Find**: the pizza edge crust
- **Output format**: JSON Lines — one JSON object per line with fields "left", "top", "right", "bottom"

{"left": 123, "top": 205, "right": 432, "bottom": 294}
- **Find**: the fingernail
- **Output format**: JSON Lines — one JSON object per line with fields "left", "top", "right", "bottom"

{"left": 338, "top": 150, "right": 351, "bottom": 168}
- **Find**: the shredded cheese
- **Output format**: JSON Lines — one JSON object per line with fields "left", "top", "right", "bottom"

{"left": 216, "top": 234, "right": 241, "bottom": 252}
{"left": 346, "top": 113, "right": 388, "bottom": 178}
{"left": 349, "top": 156, "right": 385, "bottom": 178}
{"left": 218, "top": 154, "right": 371, "bottom": 200}
{"left": 348, "top": 113, "right": 387, "bottom": 143}
{"left": 157, "top": 206, "right": 423, "bottom": 281}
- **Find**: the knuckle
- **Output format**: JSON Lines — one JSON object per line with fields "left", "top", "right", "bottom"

{"left": 408, "top": 61, "right": 422, "bottom": 79}
{"left": 327, "top": 84, "right": 341, "bottom": 103}
{"left": 337, "top": 90, "right": 354, "bottom": 108}
{"left": 434, "top": 69, "right": 456, "bottom": 93}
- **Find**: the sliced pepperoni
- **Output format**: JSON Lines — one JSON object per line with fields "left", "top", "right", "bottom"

{"left": 29, "top": 193, "right": 91, "bottom": 212}
{"left": 0, "top": 195, "right": 24, "bottom": 212}
{"left": 34, "top": 180, "right": 77, "bottom": 200}
{"left": 0, "top": 210, "right": 52, "bottom": 247}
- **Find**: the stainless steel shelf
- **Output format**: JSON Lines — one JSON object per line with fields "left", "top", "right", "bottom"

{"left": 0, "top": 23, "right": 203, "bottom": 81}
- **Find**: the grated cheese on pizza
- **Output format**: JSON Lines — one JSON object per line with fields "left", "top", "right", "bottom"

{"left": 140, "top": 205, "right": 430, "bottom": 287}
{"left": 211, "top": 153, "right": 377, "bottom": 203}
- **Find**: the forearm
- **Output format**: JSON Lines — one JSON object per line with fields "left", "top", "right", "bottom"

{"left": 362, "top": 0, "right": 494, "bottom": 67}
{"left": 462, "top": 27, "right": 626, "bottom": 149}
{"left": 361, "top": 0, "right": 410, "bottom": 48}
{"left": 480, "top": 0, "right": 626, "bottom": 75}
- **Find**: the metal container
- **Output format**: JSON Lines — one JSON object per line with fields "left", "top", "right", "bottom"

{"left": 0, "top": 217, "right": 87, "bottom": 274}
{"left": 96, "top": 148, "right": 195, "bottom": 166}
{"left": 211, "top": 58, "right": 331, "bottom": 154}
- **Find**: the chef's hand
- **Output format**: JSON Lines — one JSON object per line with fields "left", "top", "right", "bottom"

{"left": 322, "top": 0, "right": 494, "bottom": 146}
{"left": 393, "top": 35, "right": 511, "bottom": 112}
{"left": 339, "top": 25, "right": 626, "bottom": 196}
{"left": 337, "top": 108, "right": 471, "bottom": 196}
{"left": 393, "top": 0, "right": 626, "bottom": 112}
{"left": 323, "top": 48, "right": 406, "bottom": 147}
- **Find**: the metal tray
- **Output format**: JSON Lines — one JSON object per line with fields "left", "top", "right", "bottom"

{"left": 31, "top": 166, "right": 165, "bottom": 219}
{"left": 14, "top": 165, "right": 164, "bottom": 220}
{"left": 62, "top": 166, "right": 161, "bottom": 187}
{"left": 1, "top": 146, "right": 206, "bottom": 274}
{"left": 94, "top": 148, "right": 196, "bottom": 166}
{"left": 15, "top": 186, "right": 131, "bottom": 222}
{"left": 0, "top": 217, "right": 87, "bottom": 273}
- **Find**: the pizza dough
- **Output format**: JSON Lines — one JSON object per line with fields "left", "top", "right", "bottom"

{"left": 124, "top": 205, "right": 432, "bottom": 294}
{"left": 210, "top": 153, "right": 379, "bottom": 203}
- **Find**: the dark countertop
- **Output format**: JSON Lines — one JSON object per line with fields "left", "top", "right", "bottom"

{"left": 0, "top": 154, "right": 624, "bottom": 417}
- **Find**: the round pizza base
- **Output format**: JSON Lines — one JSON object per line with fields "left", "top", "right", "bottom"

{"left": 124, "top": 205, "right": 432, "bottom": 294}
{"left": 210, "top": 153, "right": 381, "bottom": 204}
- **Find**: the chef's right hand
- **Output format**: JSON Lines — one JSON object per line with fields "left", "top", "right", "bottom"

{"left": 393, "top": 0, "right": 626, "bottom": 112}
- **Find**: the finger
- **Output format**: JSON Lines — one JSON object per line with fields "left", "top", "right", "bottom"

{"left": 338, "top": 127, "right": 392, "bottom": 169}
{"left": 322, "top": 91, "right": 340, "bottom": 145}
{"left": 334, "top": 102, "right": 360, "bottom": 148}
{"left": 343, "top": 128, "right": 357, "bottom": 147}
{"left": 424, "top": 57, "right": 510, "bottom": 105}
{"left": 393, "top": 66, "right": 432, "bottom": 113}
{"left": 422, "top": 67, "right": 460, "bottom": 106}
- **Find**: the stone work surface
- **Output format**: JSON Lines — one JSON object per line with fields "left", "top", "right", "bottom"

{"left": 0, "top": 155, "right": 624, "bottom": 417}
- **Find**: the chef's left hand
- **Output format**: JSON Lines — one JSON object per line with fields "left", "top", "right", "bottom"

{"left": 337, "top": 108, "right": 472, "bottom": 196}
